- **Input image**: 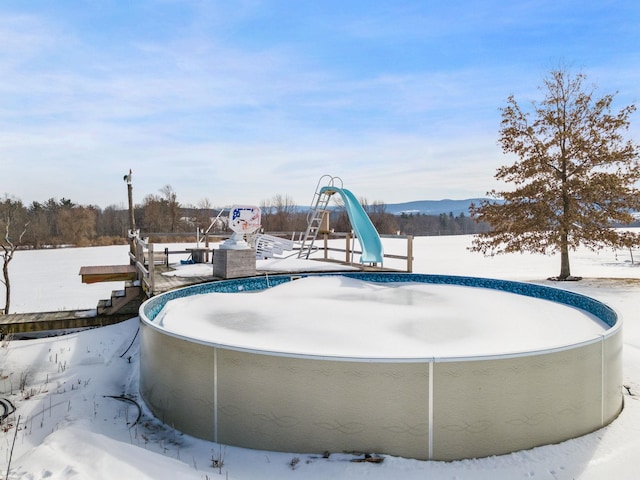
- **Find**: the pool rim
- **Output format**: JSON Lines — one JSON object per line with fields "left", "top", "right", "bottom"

{"left": 139, "top": 271, "right": 621, "bottom": 363}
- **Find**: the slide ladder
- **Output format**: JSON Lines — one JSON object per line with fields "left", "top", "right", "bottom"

{"left": 298, "top": 175, "right": 341, "bottom": 259}
{"left": 298, "top": 176, "right": 384, "bottom": 265}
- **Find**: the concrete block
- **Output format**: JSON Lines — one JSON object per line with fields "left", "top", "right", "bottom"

{"left": 213, "top": 248, "right": 256, "bottom": 279}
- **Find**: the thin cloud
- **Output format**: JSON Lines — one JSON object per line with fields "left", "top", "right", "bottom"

{"left": 0, "top": 1, "right": 638, "bottom": 208}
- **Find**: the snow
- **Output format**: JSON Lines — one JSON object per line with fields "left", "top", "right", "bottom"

{"left": 2, "top": 234, "right": 640, "bottom": 479}
{"left": 153, "top": 276, "right": 607, "bottom": 358}
{"left": 10, "top": 245, "right": 128, "bottom": 313}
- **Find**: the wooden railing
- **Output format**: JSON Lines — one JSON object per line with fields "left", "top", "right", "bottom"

{"left": 130, "top": 231, "right": 414, "bottom": 297}
{"left": 130, "top": 233, "right": 220, "bottom": 296}
{"left": 129, "top": 236, "right": 155, "bottom": 295}
{"left": 316, "top": 233, "right": 414, "bottom": 272}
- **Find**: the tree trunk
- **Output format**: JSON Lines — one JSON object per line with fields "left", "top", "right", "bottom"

{"left": 2, "top": 258, "right": 9, "bottom": 314}
{"left": 559, "top": 232, "right": 571, "bottom": 280}
{"left": 559, "top": 168, "right": 572, "bottom": 280}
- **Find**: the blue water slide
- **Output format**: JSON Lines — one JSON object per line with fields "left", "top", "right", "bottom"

{"left": 320, "top": 186, "right": 384, "bottom": 264}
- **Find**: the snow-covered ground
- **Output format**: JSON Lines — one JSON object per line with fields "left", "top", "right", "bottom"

{"left": 2, "top": 234, "right": 640, "bottom": 479}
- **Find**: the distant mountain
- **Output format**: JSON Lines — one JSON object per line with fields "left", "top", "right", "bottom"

{"left": 290, "top": 198, "right": 490, "bottom": 216}
{"left": 383, "top": 199, "right": 486, "bottom": 216}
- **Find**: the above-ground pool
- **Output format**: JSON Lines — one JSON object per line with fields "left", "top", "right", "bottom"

{"left": 139, "top": 272, "right": 622, "bottom": 461}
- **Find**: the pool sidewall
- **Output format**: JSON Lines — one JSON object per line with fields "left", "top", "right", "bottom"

{"left": 139, "top": 273, "right": 623, "bottom": 461}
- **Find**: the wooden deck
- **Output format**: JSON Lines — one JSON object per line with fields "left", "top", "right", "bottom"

{"left": 0, "top": 310, "right": 135, "bottom": 337}
{"left": 3, "top": 252, "right": 401, "bottom": 336}
{"left": 149, "top": 260, "right": 397, "bottom": 294}
{"left": 151, "top": 264, "right": 217, "bottom": 294}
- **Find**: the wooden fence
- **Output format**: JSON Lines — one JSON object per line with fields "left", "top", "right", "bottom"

{"left": 313, "top": 233, "right": 414, "bottom": 272}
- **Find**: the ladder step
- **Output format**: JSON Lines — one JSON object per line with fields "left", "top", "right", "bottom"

{"left": 299, "top": 183, "right": 333, "bottom": 259}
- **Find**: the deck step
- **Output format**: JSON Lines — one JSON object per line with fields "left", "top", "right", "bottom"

{"left": 97, "top": 285, "right": 144, "bottom": 316}
{"left": 97, "top": 299, "right": 111, "bottom": 309}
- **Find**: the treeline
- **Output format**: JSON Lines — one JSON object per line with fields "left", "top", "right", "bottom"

{"left": 0, "top": 185, "right": 226, "bottom": 248}
{"left": 259, "top": 196, "right": 490, "bottom": 237}
{"left": 1, "top": 188, "right": 489, "bottom": 249}
{"left": 395, "top": 211, "right": 491, "bottom": 236}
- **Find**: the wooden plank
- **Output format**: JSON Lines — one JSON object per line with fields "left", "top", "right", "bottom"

{"left": 0, "top": 310, "right": 133, "bottom": 335}
{"left": 79, "top": 265, "right": 137, "bottom": 275}
{"left": 79, "top": 265, "right": 137, "bottom": 284}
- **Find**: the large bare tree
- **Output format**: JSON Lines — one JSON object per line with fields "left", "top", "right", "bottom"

{"left": 470, "top": 68, "right": 640, "bottom": 280}
{"left": 260, "top": 194, "right": 298, "bottom": 232}
{"left": 159, "top": 184, "right": 181, "bottom": 233}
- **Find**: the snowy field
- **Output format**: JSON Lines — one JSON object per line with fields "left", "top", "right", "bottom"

{"left": 2, "top": 233, "right": 640, "bottom": 479}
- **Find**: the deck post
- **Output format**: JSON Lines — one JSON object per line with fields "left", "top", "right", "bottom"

{"left": 407, "top": 235, "right": 414, "bottom": 273}
{"left": 125, "top": 170, "right": 136, "bottom": 263}
{"left": 345, "top": 233, "right": 352, "bottom": 263}
{"left": 148, "top": 243, "right": 155, "bottom": 294}
{"left": 323, "top": 233, "right": 328, "bottom": 259}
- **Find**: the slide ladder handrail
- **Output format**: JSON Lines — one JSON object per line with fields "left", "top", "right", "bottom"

{"left": 298, "top": 175, "right": 343, "bottom": 259}
{"left": 305, "top": 175, "right": 343, "bottom": 224}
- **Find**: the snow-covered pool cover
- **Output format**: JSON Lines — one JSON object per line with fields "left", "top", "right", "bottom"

{"left": 152, "top": 276, "right": 607, "bottom": 358}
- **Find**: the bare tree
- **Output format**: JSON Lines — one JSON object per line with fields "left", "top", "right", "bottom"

{"left": 57, "top": 205, "right": 97, "bottom": 246}
{"left": 25, "top": 201, "right": 49, "bottom": 248}
{"left": 97, "top": 204, "right": 129, "bottom": 238}
{"left": 195, "top": 197, "right": 213, "bottom": 233}
{"left": 159, "top": 185, "right": 181, "bottom": 232}
{"left": 261, "top": 194, "right": 297, "bottom": 232}
{"left": 1, "top": 197, "right": 29, "bottom": 314}
{"left": 140, "top": 193, "right": 166, "bottom": 232}
{"left": 362, "top": 199, "right": 398, "bottom": 234}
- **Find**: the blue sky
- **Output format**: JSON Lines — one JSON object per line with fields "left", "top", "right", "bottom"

{"left": 1, "top": 0, "right": 639, "bottom": 208}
